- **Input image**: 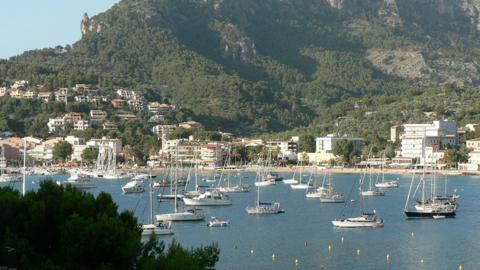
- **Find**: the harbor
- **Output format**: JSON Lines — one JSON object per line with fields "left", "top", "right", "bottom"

{"left": 2, "top": 170, "right": 478, "bottom": 269}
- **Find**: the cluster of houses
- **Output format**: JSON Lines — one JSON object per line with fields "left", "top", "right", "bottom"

{"left": 2, "top": 80, "right": 480, "bottom": 171}
{"left": 0, "top": 136, "right": 122, "bottom": 166}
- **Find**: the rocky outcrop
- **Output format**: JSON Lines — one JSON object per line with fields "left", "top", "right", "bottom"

{"left": 211, "top": 21, "right": 257, "bottom": 63}
{"left": 80, "top": 12, "right": 106, "bottom": 35}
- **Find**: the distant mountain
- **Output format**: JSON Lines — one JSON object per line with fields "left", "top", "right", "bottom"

{"left": 2, "top": 0, "right": 480, "bottom": 136}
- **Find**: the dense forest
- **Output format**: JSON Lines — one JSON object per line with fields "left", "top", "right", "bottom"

{"left": 0, "top": 181, "right": 219, "bottom": 269}
{"left": 2, "top": 0, "right": 480, "bottom": 138}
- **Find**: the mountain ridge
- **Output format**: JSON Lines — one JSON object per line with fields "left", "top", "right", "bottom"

{"left": 2, "top": 0, "right": 480, "bottom": 137}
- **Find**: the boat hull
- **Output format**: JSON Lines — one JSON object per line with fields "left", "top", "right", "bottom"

{"left": 282, "top": 179, "right": 298, "bottom": 184}
{"left": 291, "top": 184, "right": 311, "bottom": 190}
{"left": 331, "top": 220, "right": 384, "bottom": 228}
{"left": 182, "top": 198, "right": 232, "bottom": 206}
{"left": 404, "top": 211, "right": 456, "bottom": 219}
{"left": 156, "top": 212, "right": 204, "bottom": 221}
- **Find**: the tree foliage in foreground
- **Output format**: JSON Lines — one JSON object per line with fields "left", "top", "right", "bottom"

{"left": 0, "top": 181, "right": 219, "bottom": 269}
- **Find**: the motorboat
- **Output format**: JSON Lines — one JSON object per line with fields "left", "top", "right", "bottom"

{"left": 375, "top": 180, "right": 399, "bottom": 188}
{"left": 218, "top": 184, "right": 251, "bottom": 193}
{"left": 291, "top": 182, "right": 312, "bottom": 190}
{"left": 254, "top": 178, "right": 275, "bottom": 187}
{"left": 332, "top": 213, "right": 384, "bottom": 228}
{"left": 361, "top": 190, "right": 385, "bottom": 196}
{"left": 246, "top": 201, "right": 283, "bottom": 215}
{"left": 182, "top": 189, "right": 232, "bottom": 206}
{"left": 59, "top": 173, "right": 96, "bottom": 189}
{"left": 283, "top": 178, "right": 298, "bottom": 184}
{"left": 132, "top": 173, "right": 149, "bottom": 181}
{"left": 320, "top": 193, "right": 345, "bottom": 203}
{"left": 122, "top": 180, "right": 145, "bottom": 193}
{"left": 207, "top": 217, "right": 230, "bottom": 227}
{"left": 141, "top": 221, "right": 173, "bottom": 236}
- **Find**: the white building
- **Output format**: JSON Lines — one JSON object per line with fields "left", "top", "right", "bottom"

{"left": 87, "top": 137, "right": 122, "bottom": 154}
{"left": 47, "top": 118, "right": 65, "bottom": 133}
{"left": 152, "top": 124, "right": 177, "bottom": 141}
{"left": 459, "top": 138, "right": 480, "bottom": 171}
{"left": 74, "top": 120, "right": 90, "bottom": 130}
{"left": 90, "top": 110, "right": 107, "bottom": 124}
{"left": 400, "top": 120, "right": 458, "bottom": 164}
{"left": 313, "top": 134, "right": 366, "bottom": 164}
{"left": 265, "top": 136, "right": 299, "bottom": 161}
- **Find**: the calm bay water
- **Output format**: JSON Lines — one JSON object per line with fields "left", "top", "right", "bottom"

{"left": 3, "top": 171, "right": 480, "bottom": 270}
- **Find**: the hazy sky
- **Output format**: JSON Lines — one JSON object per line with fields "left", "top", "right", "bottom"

{"left": 0, "top": 0, "right": 120, "bottom": 59}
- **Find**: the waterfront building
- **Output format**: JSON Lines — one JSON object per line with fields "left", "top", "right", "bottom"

{"left": 460, "top": 138, "right": 480, "bottom": 171}
{"left": 400, "top": 120, "right": 457, "bottom": 164}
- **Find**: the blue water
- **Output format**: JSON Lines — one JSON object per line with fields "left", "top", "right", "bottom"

{"left": 3, "top": 172, "right": 480, "bottom": 270}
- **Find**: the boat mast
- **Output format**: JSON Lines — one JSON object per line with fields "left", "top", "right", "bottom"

{"left": 404, "top": 170, "right": 416, "bottom": 211}
{"left": 149, "top": 168, "right": 153, "bottom": 224}
{"left": 174, "top": 146, "right": 178, "bottom": 213}
{"left": 22, "top": 139, "right": 26, "bottom": 196}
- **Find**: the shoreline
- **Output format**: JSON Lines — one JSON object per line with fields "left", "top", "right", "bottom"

{"left": 124, "top": 166, "right": 480, "bottom": 177}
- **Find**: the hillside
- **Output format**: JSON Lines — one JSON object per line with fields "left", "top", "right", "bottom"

{"left": 1, "top": 0, "right": 480, "bottom": 137}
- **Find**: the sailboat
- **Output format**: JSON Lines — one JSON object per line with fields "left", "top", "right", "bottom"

{"left": 254, "top": 150, "right": 276, "bottom": 187}
{"left": 306, "top": 170, "right": 328, "bottom": 198}
{"left": 360, "top": 170, "right": 385, "bottom": 196}
{"left": 140, "top": 172, "right": 173, "bottom": 236}
{"left": 319, "top": 173, "right": 345, "bottom": 203}
{"left": 217, "top": 147, "right": 251, "bottom": 193}
{"left": 375, "top": 156, "right": 399, "bottom": 188}
{"left": 332, "top": 174, "right": 384, "bottom": 228}
{"left": 0, "top": 146, "right": 21, "bottom": 183}
{"left": 404, "top": 168, "right": 456, "bottom": 219}
{"left": 283, "top": 160, "right": 300, "bottom": 184}
{"left": 246, "top": 171, "right": 283, "bottom": 214}
{"left": 156, "top": 149, "right": 205, "bottom": 221}
{"left": 96, "top": 144, "right": 126, "bottom": 180}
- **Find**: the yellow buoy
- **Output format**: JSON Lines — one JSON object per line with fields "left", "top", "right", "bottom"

{"left": 272, "top": 253, "right": 276, "bottom": 261}
{"left": 420, "top": 258, "right": 425, "bottom": 265}
{"left": 320, "top": 264, "right": 325, "bottom": 269}
{"left": 356, "top": 249, "right": 361, "bottom": 256}
{"left": 411, "top": 232, "right": 415, "bottom": 238}
{"left": 459, "top": 265, "right": 463, "bottom": 270}
{"left": 295, "top": 259, "right": 299, "bottom": 266}
{"left": 386, "top": 254, "right": 390, "bottom": 261}
{"left": 328, "top": 244, "right": 332, "bottom": 252}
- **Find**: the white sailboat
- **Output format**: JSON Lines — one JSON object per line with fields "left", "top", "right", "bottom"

{"left": 306, "top": 171, "right": 329, "bottom": 198}
{"left": 360, "top": 170, "right": 385, "bottom": 196}
{"left": 404, "top": 167, "right": 456, "bottom": 219}
{"left": 96, "top": 144, "right": 126, "bottom": 180}
{"left": 156, "top": 149, "right": 205, "bottom": 221}
{"left": 319, "top": 174, "right": 345, "bottom": 203}
{"left": 375, "top": 157, "right": 399, "bottom": 188}
{"left": 217, "top": 147, "right": 251, "bottom": 193}
{"left": 254, "top": 150, "right": 277, "bottom": 187}
{"left": 141, "top": 172, "right": 173, "bottom": 236}
{"left": 246, "top": 172, "right": 283, "bottom": 214}
{"left": 283, "top": 160, "right": 300, "bottom": 184}
{"left": 332, "top": 174, "right": 384, "bottom": 228}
